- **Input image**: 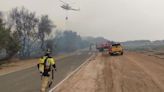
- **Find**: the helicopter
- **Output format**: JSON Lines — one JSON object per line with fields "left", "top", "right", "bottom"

{"left": 59, "top": 0, "right": 80, "bottom": 11}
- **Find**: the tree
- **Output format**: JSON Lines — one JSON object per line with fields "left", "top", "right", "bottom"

{"left": 54, "top": 30, "right": 89, "bottom": 53}
{"left": 0, "top": 12, "right": 20, "bottom": 60}
{"left": 38, "top": 15, "right": 55, "bottom": 51}
{"left": 9, "top": 7, "right": 39, "bottom": 57}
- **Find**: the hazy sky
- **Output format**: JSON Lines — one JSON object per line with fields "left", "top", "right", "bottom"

{"left": 0, "top": 0, "right": 164, "bottom": 41}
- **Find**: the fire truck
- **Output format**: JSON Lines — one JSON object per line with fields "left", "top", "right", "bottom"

{"left": 96, "top": 41, "right": 123, "bottom": 55}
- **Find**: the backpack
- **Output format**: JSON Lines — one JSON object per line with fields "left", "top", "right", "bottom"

{"left": 44, "top": 57, "right": 51, "bottom": 71}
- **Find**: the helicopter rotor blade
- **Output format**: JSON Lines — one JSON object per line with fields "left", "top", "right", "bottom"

{"left": 71, "top": 8, "right": 80, "bottom": 11}
{"left": 59, "top": 0, "right": 68, "bottom": 4}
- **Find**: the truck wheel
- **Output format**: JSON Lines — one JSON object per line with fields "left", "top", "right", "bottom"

{"left": 110, "top": 53, "right": 113, "bottom": 56}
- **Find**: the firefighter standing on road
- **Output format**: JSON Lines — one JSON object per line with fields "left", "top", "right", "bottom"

{"left": 37, "top": 49, "right": 57, "bottom": 92}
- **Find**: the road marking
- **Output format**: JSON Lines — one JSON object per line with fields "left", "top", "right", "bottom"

{"left": 49, "top": 53, "right": 95, "bottom": 92}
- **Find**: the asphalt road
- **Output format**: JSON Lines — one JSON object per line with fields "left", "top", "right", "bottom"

{"left": 0, "top": 51, "right": 91, "bottom": 92}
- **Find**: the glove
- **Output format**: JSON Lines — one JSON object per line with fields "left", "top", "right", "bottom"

{"left": 40, "top": 72, "right": 43, "bottom": 76}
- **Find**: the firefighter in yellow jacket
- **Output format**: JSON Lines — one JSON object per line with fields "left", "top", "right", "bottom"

{"left": 37, "top": 49, "right": 57, "bottom": 92}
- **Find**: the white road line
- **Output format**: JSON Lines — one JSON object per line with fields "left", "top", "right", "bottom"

{"left": 49, "top": 53, "right": 95, "bottom": 92}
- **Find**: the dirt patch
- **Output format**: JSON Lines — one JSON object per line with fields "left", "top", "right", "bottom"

{"left": 52, "top": 52, "right": 164, "bottom": 92}
{"left": 53, "top": 54, "right": 107, "bottom": 92}
{"left": 0, "top": 59, "right": 38, "bottom": 76}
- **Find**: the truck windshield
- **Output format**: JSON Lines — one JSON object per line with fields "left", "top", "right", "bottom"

{"left": 112, "top": 44, "right": 121, "bottom": 46}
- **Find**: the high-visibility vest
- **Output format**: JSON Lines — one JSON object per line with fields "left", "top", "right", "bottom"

{"left": 38, "top": 56, "right": 55, "bottom": 73}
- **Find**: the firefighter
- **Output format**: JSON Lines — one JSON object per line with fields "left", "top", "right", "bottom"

{"left": 37, "top": 49, "right": 57, "bottom": 92}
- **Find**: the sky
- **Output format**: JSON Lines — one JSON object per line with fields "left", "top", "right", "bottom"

{"left": 0, "top": 0, "right": 164, "bottom": 41}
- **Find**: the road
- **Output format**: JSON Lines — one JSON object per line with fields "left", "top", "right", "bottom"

{"left": 0, "top": 51, "right": 92, "bottom": 92}
{"left": 53, "top": 52, "right": 164, "bottom": 92}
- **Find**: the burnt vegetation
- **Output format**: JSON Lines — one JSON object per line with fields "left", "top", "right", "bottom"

{"left": 0, "top": 7, "right": 101, "bottom": 63}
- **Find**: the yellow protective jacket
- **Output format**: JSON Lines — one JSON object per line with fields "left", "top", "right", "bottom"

{"left": 38, "top": 56, "right": 56, "bottom": 73}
